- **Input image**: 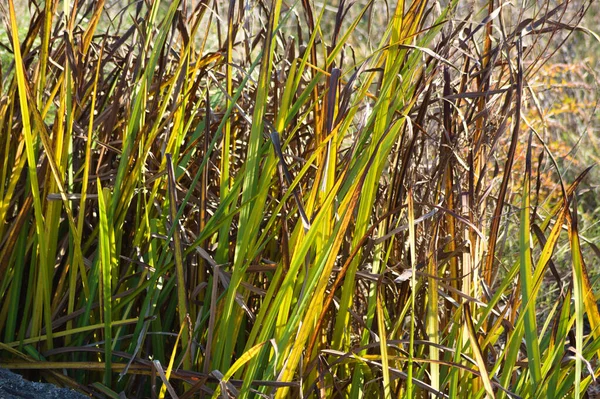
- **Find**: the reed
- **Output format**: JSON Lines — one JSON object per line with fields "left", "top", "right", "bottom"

{"left": 0, "top": 0, "right": 598, "bottom": 397}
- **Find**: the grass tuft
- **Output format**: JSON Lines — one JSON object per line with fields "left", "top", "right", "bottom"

{"left": 0, "top": 0, "right": 599, "bottom": 397}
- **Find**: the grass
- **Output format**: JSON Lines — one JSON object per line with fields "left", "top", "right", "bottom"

{"left": 0, "top": 0, "right": 599, "bottom": 397}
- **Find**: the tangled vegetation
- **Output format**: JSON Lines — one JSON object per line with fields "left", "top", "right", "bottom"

{"left": 0, "top": 0, "right": 599, "bottom": 397}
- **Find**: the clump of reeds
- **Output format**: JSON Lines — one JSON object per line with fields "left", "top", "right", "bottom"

{"left": 0, "top": 0, "right": 598, "bottom": 397}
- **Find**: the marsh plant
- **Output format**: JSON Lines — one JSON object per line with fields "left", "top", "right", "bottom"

{"left": 0, "top": 0, "right": 599, "bottom": 397}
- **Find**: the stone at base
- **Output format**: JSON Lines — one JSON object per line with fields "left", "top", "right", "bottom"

{"left": 0, "top": 368, "right": 87, "bottom": 399}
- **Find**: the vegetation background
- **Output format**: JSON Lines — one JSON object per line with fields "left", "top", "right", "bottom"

{"left": 0, "top": 0, "right": 599, "bottom": 397}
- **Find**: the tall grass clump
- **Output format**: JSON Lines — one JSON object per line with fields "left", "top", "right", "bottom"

{"left": 0, "top": 0, "right": 599, "bottom": 397}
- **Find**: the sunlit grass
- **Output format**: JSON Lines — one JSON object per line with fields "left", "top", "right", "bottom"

{"left": 0, "top": 0, "right": 599, "bottom": 397}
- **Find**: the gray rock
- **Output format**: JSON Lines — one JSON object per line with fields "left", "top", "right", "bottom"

{"left": 0, "top": 368, "right": 87, "bottom": 399}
